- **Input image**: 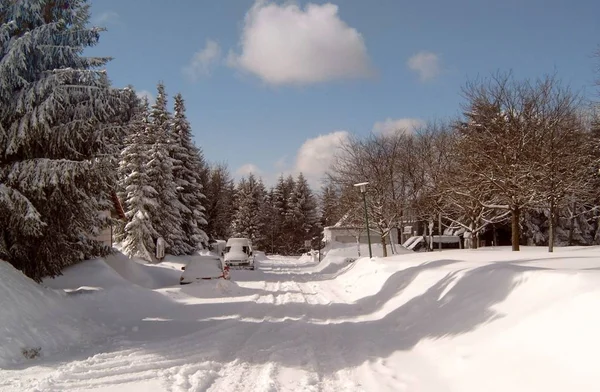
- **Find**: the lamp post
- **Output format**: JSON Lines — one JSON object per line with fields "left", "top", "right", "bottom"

{"left": 354, "top": 182, "right": 372, "bottom": 258}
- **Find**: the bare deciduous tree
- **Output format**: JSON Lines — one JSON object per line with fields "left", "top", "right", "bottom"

{"left": 455, "top": 73, "right": 558, "bottom": 251}
{"left": 528, "top": 79, "right": 590, "bottom": 251}
{"left": 328, "top": 133, "right": 407, "bottom": 256}
{"left": 437, "top": 155, "right": 510, "bottom": 248}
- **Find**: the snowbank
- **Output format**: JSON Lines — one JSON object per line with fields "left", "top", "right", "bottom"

{"left": 311, "top": 241, "right": 413, "bottom": 276}
{"left": 44, "top": 253, "right": 181, "bottom": 291}
{"left": 0, "top": 261, "right": 102, "bottom": 368}
{"left": 253, "top": 250, "right": 268, "bottom": 261}
{"left": 409, "top": 249, "right": 600, "bottom": 391}
{"left": 43, "top": 256, "right": 181, "bottom": 326}
{"left": 318, "top": 246, "right": 600, "bottom": 390}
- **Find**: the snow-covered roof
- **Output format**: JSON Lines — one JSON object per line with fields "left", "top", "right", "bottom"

{"left": 333, "top": 212, "right": 351, "bottom": 227}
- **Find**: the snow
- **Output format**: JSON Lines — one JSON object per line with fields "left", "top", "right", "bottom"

{"left": 2, "top": 246, "right": 600, "bottom": 391}
{"left": 0, "top": 261, "right": 102, "bottom": 368}
{"left": 181, "top": 255, "right": 225, "bottom": 282}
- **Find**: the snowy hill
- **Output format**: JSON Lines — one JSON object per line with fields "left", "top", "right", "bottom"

{"left": 2, "top": 246, "right": 600, "bottom": 391}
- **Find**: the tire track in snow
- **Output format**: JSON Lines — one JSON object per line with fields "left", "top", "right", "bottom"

{"left": 199, "top": 274, "right": 331, "bottom": 392}
{"left": 163, "top": 292, "right": 293, "bottom": 392}
{"left": 256, "top": 280, "right": 281, "bottom": 304}
{"left": 202, "top": 319, "right": 288, "bottom": 392}
{"left": 19, "top": 255, "right": 416, "bottom": 392}
{"left": 22, "top": 304, "right": 262, "bottom": 391}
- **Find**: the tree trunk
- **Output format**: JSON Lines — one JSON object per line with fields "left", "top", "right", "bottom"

{"left": 568, "top": 199, "right": 576, "bottom": 246}
{"left": 438, "top": 213, "right": 442, "bottom": 251}
{"left": 511, "top": 207, "right": 520, "bottom": 251}
{"left": 381, "top": 234, "right": 388, "bottom": 257}
{"left": 356, "top": 235, "right": 361, "bottom": 257}
{"left": 548, "top": 200, "right": 555, "bottom": 253}
{"left": 474, "top": 232, "right": 479, "bottom": 249}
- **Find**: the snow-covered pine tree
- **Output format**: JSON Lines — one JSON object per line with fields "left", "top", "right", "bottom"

{"left": 0, "top": 0, "right": 133, "bottom": 280}
{"left": 117, "top": 98, "right": 159, "bottom": 261}
{"left": 171, "top": 93, "right": 208, "bottom": 250}
{"left": 254, "top": 177, "right": 271, "bottom": 250}
{"left": 320, "top": 183, "right": 341, "bottom": 229}
{"left": 204, "top": 163, "right": 235, "bottom": 240}
{"left": 271, "top": 175, "right": 295, "bottom": 253}
{"left": 230, "top": 174, "right": 266, "bottom": 245}
{"left": 261, "top": 187, "right": 277, "bottom": 254}
{"left": 146, "top": 83, "right": 187, "bottom": 255}
{"left": 288, "top": 173, "right": 319, "bottom": 251}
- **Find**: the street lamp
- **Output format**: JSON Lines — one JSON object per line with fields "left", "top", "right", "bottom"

{"left": 354, "top": 182, "right": 372, "bottom": 258}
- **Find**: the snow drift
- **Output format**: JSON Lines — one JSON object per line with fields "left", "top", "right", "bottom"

{"left": 314, "top": 241, "right": 413, "bottom": 275}
{"left": 0, "top": 261, "right": 101, "bottom": 368}
{"left": 0, "top": 251, "right": 193, "bottom": 368}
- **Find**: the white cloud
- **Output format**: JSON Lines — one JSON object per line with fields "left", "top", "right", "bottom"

{"left": 92, "top": 11, "right": 120, "bottom": 26}
{"left": 372, "top": 118, "right": 425, "bottom": 136}
{"left": 236, "top": 131, "right": 348, "bottom": 189}
{"left": 236, "top": 163, "right": 262, "bottom": 177}
{"left": 294, "top": 130, "right": 350, "bottom": 187}
{"left": 183, "top": 39, "right": 222, "bottom": 81}
{"left": 136, "top": 90, "right": 155, "bottom": 105}
{"left": 407, "top": 51, "right": 441, "bottom": 82}
{"left": 228, "top": 1, "right": 373, "bottom": 85}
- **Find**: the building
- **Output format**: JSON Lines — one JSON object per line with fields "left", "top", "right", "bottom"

{"left": 323, "top": 212, "right": 400, "bottom": 246}
{"left": 92, "top": 191, "right": 127, "bottom": 247}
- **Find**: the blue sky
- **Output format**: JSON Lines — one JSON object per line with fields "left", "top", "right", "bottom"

{"left": 88, "top": 0, "right": 599, "bottom": 187}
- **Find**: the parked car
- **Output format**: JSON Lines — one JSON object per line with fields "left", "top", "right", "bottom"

{"left": 180, "top": 255, "right": 230, "bottom": 284}
{"left": 223, "top": 237, "right": 255, "bottom": 270}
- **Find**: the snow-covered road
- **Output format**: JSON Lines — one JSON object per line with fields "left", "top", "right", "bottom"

{"left": 0, "top": 256, "right": 445, "bottom": 392}
{"left": 5, "top": 247, "right": 600, "bottom": 392}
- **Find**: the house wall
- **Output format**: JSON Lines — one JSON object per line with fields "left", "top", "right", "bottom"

{"left": 95, "top": 226, "right": 112, "bottom": 247}
{"left": 324, "top": 227, "right": 399, "bottom": 245}
{"left": 91, "top": 210, "right": 112, "bottom": 247}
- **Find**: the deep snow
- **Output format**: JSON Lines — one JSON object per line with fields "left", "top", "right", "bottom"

{"left": 2, "top": 246, "right": 600, "bottom": 391}
{"left": 0, "top": 262, "right": 102, "bottom": 368}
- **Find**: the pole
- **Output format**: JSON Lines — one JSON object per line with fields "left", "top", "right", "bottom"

{"left": 362, "top": 191, "right": 373, "bottom": 258}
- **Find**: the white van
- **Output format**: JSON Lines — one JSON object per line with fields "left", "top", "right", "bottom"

{"left": 224, "top": 238, "right": 255, "bottom": 270}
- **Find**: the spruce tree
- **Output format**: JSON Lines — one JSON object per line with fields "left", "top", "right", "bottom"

{"left": 254, "top": 177, "right": 271, "bottom": 250}
{"left": 271, "top": 176, "right": 289, "bottom": 253}
{"left": 171, "top": 93, "right": 208, "bottom": 250}
{"left": 117, "top": 98, "right": 159, "bottom": 261}
{"left": 0, "top": 0, "right": 133, "bottom": 280}
{"left": 320, "top": 183, "right": 341, "bottom": 228}
{"left": 261, "top": 187, "right": 277, "bottom": 254}
{"left": 269, "top": 175, "right": 297, "bottom": 253}
{"left": 204, "top": 163, "right": 235, "bottom": 240}
{"left": 288, "top": 173, "right": 319, "bottom": 251}
{"left": 146, "top": 83, "right": 187, "bottom": 255}
{"left": 230, "top": 174, "right": 266, "bottom": 245}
